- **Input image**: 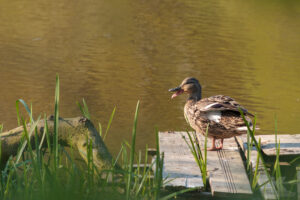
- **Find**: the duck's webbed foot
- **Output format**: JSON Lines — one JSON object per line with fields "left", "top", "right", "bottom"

{"left": 208, "top": 138, "right": 223, "bottom": 151}
{"left": 215, "top": 139, "right": 224, "bottom": 150}
{"left": 208, "top": 137, "right": 218, "bottom": 151}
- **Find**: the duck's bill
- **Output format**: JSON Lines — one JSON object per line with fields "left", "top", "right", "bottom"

{"left": 168, "top": 87, "right": 184, "bottom": 99}
{"left": 168, "top": 86, "right": 181, "bottom": 92}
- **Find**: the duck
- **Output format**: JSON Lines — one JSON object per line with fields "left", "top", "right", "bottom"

{"left": 169, "top": 77, "right": 255, "bottom": 151}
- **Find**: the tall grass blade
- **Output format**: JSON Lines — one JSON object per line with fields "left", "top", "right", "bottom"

{"left": 247, "top": 129, "right": 251, "bottom": 171}
{"left": 0, "top": 125, "right": 2, "bottom": 166}
{"left": 38, "top": 115, "right": 48, "bottom": 150}
{"left": 126, "top": 100, "right": 139, "bottom": 200}
{"left": 136, "top": 161, "right": 155, "bottom": 196}
{"left": 154, "top": 127, "right": 162, "bottom": 200}
{"left": 53, "top": 75, "right": 60, "bottom": 169}
{"left": 204, "top": 125, "right": 208, "bottom": 188}
{"left": 98, "top": 123, "right": 103, "bottom": 138}
{"left": 103, "top": 106, "right": 116, "bottom": 141}
{"left": 16, "top": 99, "right": 34, "bottom": 125}
{"left": 184, "top": 129, "right": 207, "bottom": 189}
{"left": 15, "top": 116, "right": 41, "bottom": 164}
{"left": 44, "top": 117, "right": 51, "bottom": 153}
{"left": 82, "top": 98, "right": 90, "bottom": 120}
{"left": 252, "top": 138, "right": 261, "bottom": 190}
{"left": 3, "top": 158, "right": 14, "bottom": 200}
{"left": 143, "top": 144, "right": 148, "bottom": 182}
{"left": 272, "top": 116, "right": 285, "bottom": 197}
{"left": 0, "top": 134, "right": 1, "bottom": 167}
{"left": 77, "top": 98, "right": 91, "bottom": 120}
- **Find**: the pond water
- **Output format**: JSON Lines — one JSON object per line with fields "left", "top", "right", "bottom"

{"left": 0, "top": 0, "right": 300, "bottom": 154}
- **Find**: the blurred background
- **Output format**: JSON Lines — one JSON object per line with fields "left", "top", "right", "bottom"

{"left": 0, "top": 0, "right": 300, "bottom": 155}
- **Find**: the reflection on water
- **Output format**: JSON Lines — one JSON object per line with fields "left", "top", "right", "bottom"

{"left": 0, "top": 0, "right": 300, "bottom": 154}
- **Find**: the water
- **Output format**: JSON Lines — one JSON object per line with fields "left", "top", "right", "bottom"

{"left": 0, "top": 0, "right": 300, "bottom": 154}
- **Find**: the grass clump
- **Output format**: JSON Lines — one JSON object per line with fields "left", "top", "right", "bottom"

{"left": 184, "top": 128, "right": 208, "bottom": 190}
{"left": 0, "top": 75, "right": 191, "bottom": 200}
{"left": 240, "top": 110, "right": 299, "bottom": 200}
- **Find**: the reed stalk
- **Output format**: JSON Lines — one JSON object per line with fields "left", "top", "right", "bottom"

{"left": 53, "top": 75, "right": 60, "bottom": 170}
{"left": 126, "top": 100, "right": 139, "bottom": 200}
{"left": 184, "top": 126, "right": 208, "bottom": 189}
{"left": 240, "top": 109, "right": 279, "bottom": 199}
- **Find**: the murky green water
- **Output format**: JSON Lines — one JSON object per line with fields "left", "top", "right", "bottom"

{"left": 0, "top": 0, "right": 300, "bottom": 154}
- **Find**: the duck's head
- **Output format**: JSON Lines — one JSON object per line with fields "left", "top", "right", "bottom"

{"left": 169, "top": 77, "right": 202, "bottom": 100}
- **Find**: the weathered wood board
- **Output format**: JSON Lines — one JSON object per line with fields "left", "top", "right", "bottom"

{"left": 197, "top": 134, "right": 253, "bottom": 198}
{"left": 238, "top": 134, "right": 300, "bottom": 156}
{"left": 159, "top": 132, "right": 204, "bottom": 188}
{"left": 236, "top": 135, "right": 277, "bottom": 200}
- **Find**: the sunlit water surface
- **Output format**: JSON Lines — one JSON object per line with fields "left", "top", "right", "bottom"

{"left": 0, "top": 0, "right": 300, "bottom": 154}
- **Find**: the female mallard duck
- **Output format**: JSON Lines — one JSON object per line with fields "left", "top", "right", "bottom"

{"left": 169, "top": 77, "right": 254, "bottom": 151}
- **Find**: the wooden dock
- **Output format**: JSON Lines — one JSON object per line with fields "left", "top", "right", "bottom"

{"left": 159, "top": 132, "right": 203, "bottom": 188}
{"left": 158, "top": 131, "right": 252, "bottom": 198}
{"left": 157, "top": 131, "right": 300, "bottom": 199}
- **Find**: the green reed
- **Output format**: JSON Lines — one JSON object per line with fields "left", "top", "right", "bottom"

{"left": 240, "top": 110, "right": 280, "bottom": 199}
{"left": 53, "top": 75, "right": 60, "bottom": 170}
{"left": 184, "top": 126, "right": 208, "bottom": 190}
{"left": 77, "top": 99, "right": 116, "bottom": 141}
{"left": 126, "top": 100, "right": 139, "bottom": 200}
{"left": 77, "top": 98, "right": 91, "bottom": 120}
{"left": 251, "top": 138, "right": 261, "bottom": 190}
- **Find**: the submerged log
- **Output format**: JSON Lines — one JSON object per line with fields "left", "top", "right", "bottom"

{"left": 0, "top": 116, "right": 114, "bottom": 170}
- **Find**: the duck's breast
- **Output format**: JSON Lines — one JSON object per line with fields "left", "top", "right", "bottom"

{"left": 184, "top": 101, "right": 203, "bottom": 131}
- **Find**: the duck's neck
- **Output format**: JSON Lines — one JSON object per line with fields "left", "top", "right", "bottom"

{"left": 187, "top": 83, "right": 202, "bottom": 102}
{"left": 188, "top": 91, "right": 202, "bottom": 102}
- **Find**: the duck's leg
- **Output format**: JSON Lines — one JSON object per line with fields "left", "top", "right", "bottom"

{"left": 208, "top": 137, "right": 218, "bottom": 151}
{"left": 216, "top": 139, "right": 224, "bottom": 150}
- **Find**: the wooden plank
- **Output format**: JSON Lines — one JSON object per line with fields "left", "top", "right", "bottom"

{"left": 236, "top": 135, "right": 277, "bottom": 200}
{"left": 197, "top": 135, "right": 253, "bottom": 198}
{"left": 159, "top": 131, "right": 204, "bottom": 188}
{"left": 239, "top": 134, "right": 300, "bottom": 156}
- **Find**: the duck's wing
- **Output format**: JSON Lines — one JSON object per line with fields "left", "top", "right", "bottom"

{"left": 198, "top": 95, "right": 254, "bottom": 117}
{"left": 192, "top": 95, "right": 255, "bottom": 137}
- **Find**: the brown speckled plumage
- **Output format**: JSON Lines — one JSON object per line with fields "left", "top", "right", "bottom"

{"left": 169, "top": 77, "right": 254, "bottom": 150}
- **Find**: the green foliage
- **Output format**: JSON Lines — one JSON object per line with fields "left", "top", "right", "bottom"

{"left": 184, "top": 126, "right": 208, "bottom": 189}
{"left": 0, "top": 77, "right": 192, "bottom": 200}
{"left": 77, "top": 99, "right": 116, "bottom": 141}
{"left": 240, "top": 110, "right": 280, "bottom": 199}
{"left": 77, "top": 98, "right": 91, "bottom": 120}
{"left": 53, "top": 75, "right": 60, "bottom": 170}
{"left": 242, "top": 112, "right": 300, "bottom": 199}
{"left": 103, "top": 106, "right": 116, "bottom": 141}
{"left": 126, "top": 101, "right": 139, "bottom": 200}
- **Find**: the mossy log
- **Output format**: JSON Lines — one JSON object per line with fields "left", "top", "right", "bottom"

{"left": 0, "top": 116, "right": 115, "bottom": 170}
